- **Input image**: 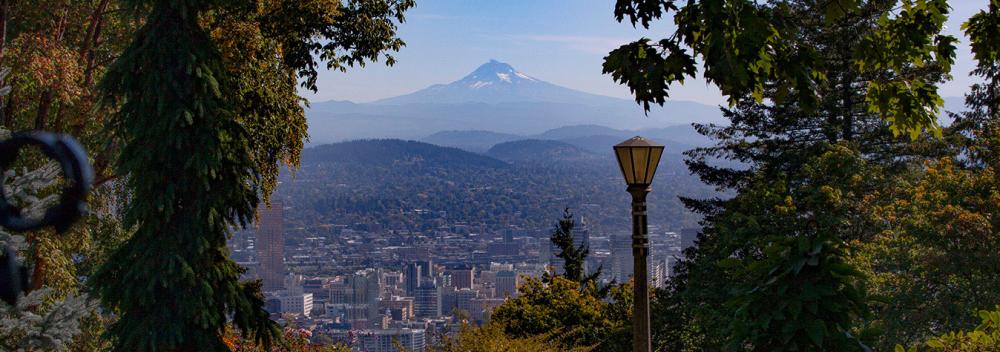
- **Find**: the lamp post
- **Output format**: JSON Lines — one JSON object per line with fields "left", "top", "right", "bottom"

{"left": 614, "top": 136, "right": 664, "bottom": 352}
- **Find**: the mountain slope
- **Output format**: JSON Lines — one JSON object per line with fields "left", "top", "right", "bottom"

{"left": 374, "top": 60, "right": 624, "bottom": 106}
{"left": 305, "top": 60, "right": 726, "bottom": 144}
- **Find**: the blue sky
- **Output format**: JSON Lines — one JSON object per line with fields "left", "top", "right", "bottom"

{"left": 303, "top": 1, "right": 987, "bottom": 106}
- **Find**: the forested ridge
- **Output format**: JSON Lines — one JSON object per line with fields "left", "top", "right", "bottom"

{"left": 279, "top": 139, "right": 711, "bottom": 234}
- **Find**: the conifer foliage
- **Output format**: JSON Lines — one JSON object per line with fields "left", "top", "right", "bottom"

{"left": 549, "top": 209, "right": 599, "bottom": 284}
{"left": 93, "top": 0, "right": 413, "bottom": 350}
{"left": 94, "top": 1, "right": 278, "bottom": 350}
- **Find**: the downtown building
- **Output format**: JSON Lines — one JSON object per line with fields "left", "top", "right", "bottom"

{"left": 413, "top": 282, "right": 441, "bottom": 318}
{"left": 257, "top": 202, "right": 285, "bottom": 292}
{"left": 495, "top": 270, "right": 518, "bottom": 298}
{"left": 357, "top": 328, "right": 426, "bottom": 352}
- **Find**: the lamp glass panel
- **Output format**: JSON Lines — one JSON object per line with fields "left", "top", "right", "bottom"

{"left": 645, "top": 147, "right": 664, "bottom": 183}
{"left": 631, "top": 147, "right": 650, "bottom": 184}
{"left": 615, "top": 147, "right": 634, "bottom": 184}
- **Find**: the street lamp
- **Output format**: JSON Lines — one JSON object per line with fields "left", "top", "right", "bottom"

{"left": 613, "top": 136, "right": 664, "bottom": 352}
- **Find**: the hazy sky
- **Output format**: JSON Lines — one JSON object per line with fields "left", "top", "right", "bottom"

{"left": 303, "top": 1, "right": 988, "bottom": 106}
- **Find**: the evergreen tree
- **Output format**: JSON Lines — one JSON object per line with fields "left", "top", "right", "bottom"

{"left": 607, "top": 1, "right": 953, "bottom": 350}
{"left": 680, "top": 1, "right": 953, "bottom": 214}
{"left": 549, "top": 209, "right": 600, "bottom": 285}
{"left": 92, "top": 0, "right": 413, "bottom": 350}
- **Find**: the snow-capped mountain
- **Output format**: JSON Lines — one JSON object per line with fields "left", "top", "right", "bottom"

{"left": 374, "top": 59, "right": 623, "bottom": 105}
{"left": 306, "top": 60, "right": 725, "bottom": 143}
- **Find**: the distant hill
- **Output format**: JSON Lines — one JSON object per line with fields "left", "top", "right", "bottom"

{"left": 486, "top": 139, "right": 602, "bottom": 163}
{"left": 278, "top": 138, "right": 716, "bottom": 235}
{"left": 302, "top": 139, "right": 508, "bottom": 169}
{"left": 305, "top": 60, "right": 726, "bottom": 144}
{"left": 422, "top": 130, "right": 524, "bottom": 153}
{"left": 533, "top": 124, "right": 626, "bottom": 140}
{"left": 418, "top": 123, "right": 712, "bottom": 156}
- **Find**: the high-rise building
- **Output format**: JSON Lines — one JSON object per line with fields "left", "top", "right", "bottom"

{"left": 417, "top": 259, "right": 435, "bottom": 279}
{"left": 611, "top": 233, "right": 633, "bottom": 281}
{"left": 414, "top": 282, "right": 441, "bottom": 318}
{"left": 447, "top": 266, "right": 474, "bottom": 290}
{"left": 357, "top": 328, "right": 426, "bottom": 352}
{"left": 347, "top": 269, "right": 381, "bottom": 320}
{"left": 257, "top": 202, "right": 285, "bottom": 292}
{"left": 380, "top": 297, "right": 414, "bottom": 321}
{"left": 277, "top": 292, "right": 313, "bottom": 317}
{"left": 405, "top": 263, "right": 422, "bottom": 296}
{"left": 651, "top": 260, "right": 667, "bottom": 289}
{"left": 495, "top": 270, "right": 518, "bottom": 298}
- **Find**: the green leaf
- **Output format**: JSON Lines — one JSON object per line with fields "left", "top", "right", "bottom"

{"left": 805, "top": 318, "right": 826, "bottom": 346}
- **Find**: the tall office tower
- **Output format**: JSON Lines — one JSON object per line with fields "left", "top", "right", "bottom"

{"left": 414, "top": 282, "right": 441, "bottom": 318}
{"left": 447, "top": 266, "right": 474, "bottom": 290}
{"left": 611, "top": 233, "right": 634, "bottom": 282}
{"left": 257, "top": 202, "right": 285, "bottom": 292}
{"left": 495, "top": 270, "right": 518, "bottom": 298}
{"left": 416, "top": 259, "right": 435, "bottom": 279}
{"left": 405, "top": 263, "right": 422, "bottom": 296}
{"left": 651, "top": 260, "right": 667, "bottom": 289}
{"left": 348, "top": 269, "right": 381, "bottom": 320}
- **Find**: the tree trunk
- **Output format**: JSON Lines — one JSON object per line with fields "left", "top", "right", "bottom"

{"left": 34, "top": 89, "right": 52, "bottom": 130}
{"left": 52, "top": 102, "right": 66, "bottom": 132}
{"left": 81, "top": 0, "right": 111, "bottom": 86}
{"left": 0, "top": 0, "right": 10, "bottom": 62}
{"left": 2, "top": 87, "right": 13, "bottom": 128}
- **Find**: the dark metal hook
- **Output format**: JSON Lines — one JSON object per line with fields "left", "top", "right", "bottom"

{"left": 0, "top": 132, "right": 93, "bottom": 306}
{"left": 0, "top": 132, "right": 93, "bottom": 232}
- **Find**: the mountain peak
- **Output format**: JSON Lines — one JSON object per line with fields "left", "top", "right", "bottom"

{"left": 372, "top": 60, "right": 627, "bottom": 105}
{"left": 461, "top": 60, "right": 536, "bottom": 87}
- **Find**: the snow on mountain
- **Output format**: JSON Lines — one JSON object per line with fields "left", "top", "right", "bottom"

{"left": 373, "top": 59, "right": 624, "bottom": 106}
